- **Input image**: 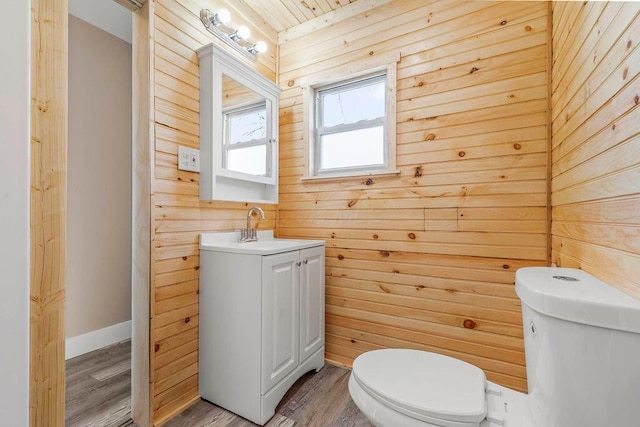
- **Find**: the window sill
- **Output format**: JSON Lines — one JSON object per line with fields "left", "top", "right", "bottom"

{"left": 300, "top": 169, "right": 400, "bottom": 183}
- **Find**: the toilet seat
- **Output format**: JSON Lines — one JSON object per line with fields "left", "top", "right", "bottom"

{"left": 351, "top": 349, "right": 487, "bottom": 426}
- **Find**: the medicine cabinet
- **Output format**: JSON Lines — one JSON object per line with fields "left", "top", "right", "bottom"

{"left": 197, "top": 43, "right": 281, "bottom": 203}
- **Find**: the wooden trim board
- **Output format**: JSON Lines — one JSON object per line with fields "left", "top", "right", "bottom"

{"left": 132, "top": 1, "right": 154, "bottom": 425}
{"left": 30, "top": 0, "right": 67, "bottom": 425}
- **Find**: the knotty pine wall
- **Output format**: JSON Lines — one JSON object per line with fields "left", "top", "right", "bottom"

{"left": 277, "top": 1, "right": 550, "bottom": 392}
{"left": 145, "top": 0, "right": 278, "bottom": 423}
{"left": 551, "top": 2, "right": 640, "bottom": 300}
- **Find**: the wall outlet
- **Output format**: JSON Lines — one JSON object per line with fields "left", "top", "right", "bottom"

{"left": 178, "top": 145, "right": 200, "bottom": 172}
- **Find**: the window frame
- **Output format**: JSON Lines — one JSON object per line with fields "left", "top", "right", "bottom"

{"left": 302, "top": 61, "right": 398, "bottom": 181}
{"left": 314, "top": 73, "right": 388, "bottom": 176}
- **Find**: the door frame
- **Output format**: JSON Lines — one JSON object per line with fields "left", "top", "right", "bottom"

{"left": 131, "top": 1, "right": 152, "bottom": 425}
{"left": 30, "top": 0, "right": 151, "bottom": 425}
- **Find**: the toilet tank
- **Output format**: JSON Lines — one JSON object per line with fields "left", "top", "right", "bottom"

{"left": 515, "top": 267, "right": 640, "bottom": 427}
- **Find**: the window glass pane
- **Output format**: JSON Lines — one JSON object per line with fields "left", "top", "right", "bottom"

{"left": 319, "top": 126, "right": 384, "bottom": 171}
{"left": 227, "top": 145, "right": 267, "bottom": 176}
{"left": 321, "top": 78, "right": 385, "bottom": 127}
{"left": 228, "top": 105, "right": 266, "bottom": 145}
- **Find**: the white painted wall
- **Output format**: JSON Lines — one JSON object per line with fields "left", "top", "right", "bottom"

{"left": 0, "top": 0, "right": 30, "bottom": 425}
{"left": 67, "top": 15, "right": 132, "bottom": 345}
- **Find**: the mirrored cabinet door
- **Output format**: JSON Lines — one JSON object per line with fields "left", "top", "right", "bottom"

{"left": 221, "top": 74, "right": 271, "bottom": 177}
{"left": 198, "top": 43, "right": 281, "bottom": 204}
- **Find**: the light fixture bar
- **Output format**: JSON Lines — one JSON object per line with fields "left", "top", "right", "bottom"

{"left": 200, "top": 9, "right": 266, "bottom": 61}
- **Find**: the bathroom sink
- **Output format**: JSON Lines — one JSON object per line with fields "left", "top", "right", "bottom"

{"left": 200, "top": 231, "right": 321, "bottom": 255}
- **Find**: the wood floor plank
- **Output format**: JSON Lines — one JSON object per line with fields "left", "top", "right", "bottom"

{"left": 92, "top": 356, "right": 133, "bottom": 382}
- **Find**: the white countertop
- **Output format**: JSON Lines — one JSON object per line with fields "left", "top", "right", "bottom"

{"left": 199, "top": 230, "right": 324, "bottom": 255}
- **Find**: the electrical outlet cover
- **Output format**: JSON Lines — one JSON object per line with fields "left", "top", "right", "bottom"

{"left": 178, "top": 145, "right": 200, "bottom": 172}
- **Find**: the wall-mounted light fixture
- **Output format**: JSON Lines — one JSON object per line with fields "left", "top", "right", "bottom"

{"left": 200, "top": 9, "right": 267, "bottom": 61}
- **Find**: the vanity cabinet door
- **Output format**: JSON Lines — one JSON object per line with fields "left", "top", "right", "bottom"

{"left": 261, "top": 251, "right": 300, "bottom": 393}
{"left": 299, "top": 246, "right": 325, "bottom": 362}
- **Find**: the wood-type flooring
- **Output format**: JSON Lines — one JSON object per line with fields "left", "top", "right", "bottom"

{"left": 65, "top": 340, "right": 133, "bottom": 427}
{"left": 165, "top": 364, "right": 371, "bottom": 427}
{"left": 65, "top": 340, "right": 370, "bottom": 426}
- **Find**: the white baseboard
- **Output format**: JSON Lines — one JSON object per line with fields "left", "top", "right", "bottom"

{"left": 66, "top": 320, "right": 132, "bottom": 360}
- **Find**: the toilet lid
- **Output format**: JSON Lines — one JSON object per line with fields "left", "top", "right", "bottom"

{"left": 352, "top": 349, "right": 487, "bottom": 424}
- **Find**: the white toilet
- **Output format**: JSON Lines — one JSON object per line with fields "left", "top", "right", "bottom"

{"left": 349, "top": 267, "right": 640, "bottom": 427}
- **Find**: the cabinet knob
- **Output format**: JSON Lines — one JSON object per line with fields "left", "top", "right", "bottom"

{"left": 296, "top": 261, "right": 302, "bottom": 267}
{"left": 303, "top": 259, "right": 308, "bottom": 264}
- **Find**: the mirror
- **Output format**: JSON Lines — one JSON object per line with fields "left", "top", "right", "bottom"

{"left": 197, "top": 43, "right": 281, "bottom": 203}
{"left": 221, "top": 74, "right": 269, "bottom": 177}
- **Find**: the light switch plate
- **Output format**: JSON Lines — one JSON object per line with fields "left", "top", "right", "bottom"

{"left": 178, "top": 145, "right": 200, "bottom": 172}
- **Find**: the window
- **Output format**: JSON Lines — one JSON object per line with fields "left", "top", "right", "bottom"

{"left": 310, "top": 71, "right": 395, "bottom": 177}
{"left": 223, "top": 101, "right": 268, "bottom": 176}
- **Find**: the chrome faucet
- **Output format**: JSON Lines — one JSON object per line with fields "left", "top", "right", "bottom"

{"left": 239, "top": 206, "right": 265, "bottom": 242}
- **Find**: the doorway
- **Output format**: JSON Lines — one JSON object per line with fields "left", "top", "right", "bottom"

{"left": 65, "top": 10, "right": 133, "bottom": 426}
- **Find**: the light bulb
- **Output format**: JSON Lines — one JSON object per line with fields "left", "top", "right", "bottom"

{"left": 236, "top": 25, "right": 250, "bottom": 40}
{"left": 215, "top": 8, "right": 231, "bottom": 25}
{"left": 254, "top": 41, "right": 267, "bottom": 53}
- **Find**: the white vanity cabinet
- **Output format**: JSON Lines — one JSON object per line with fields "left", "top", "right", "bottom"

{"left": 298, "top": 248, "right": 325, "bottom": 362}
{"left": 261, "top": 246, "right": 324, "bottom": 393}
{"left": 199, "top": 232, "right": 325, "bottom": 425}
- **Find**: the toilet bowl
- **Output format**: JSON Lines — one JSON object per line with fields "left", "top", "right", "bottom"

{"left": 348, "top": 349, "right": 529, "bottom": 427}
{"left": 348, "top": 267, "right": 640, "bottom": 427}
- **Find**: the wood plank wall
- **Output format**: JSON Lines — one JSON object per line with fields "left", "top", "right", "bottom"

{"left": 30, "top": 0, "right": 67, "bottom": 425}
{"left": 277, "top": 0, "right": 550, "bottom": 392}
{"left": 147, "top": 0, "right": 279, "bottom": 423}
{"left": 551, "top": 2, "right": 640, "bottom": 299}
